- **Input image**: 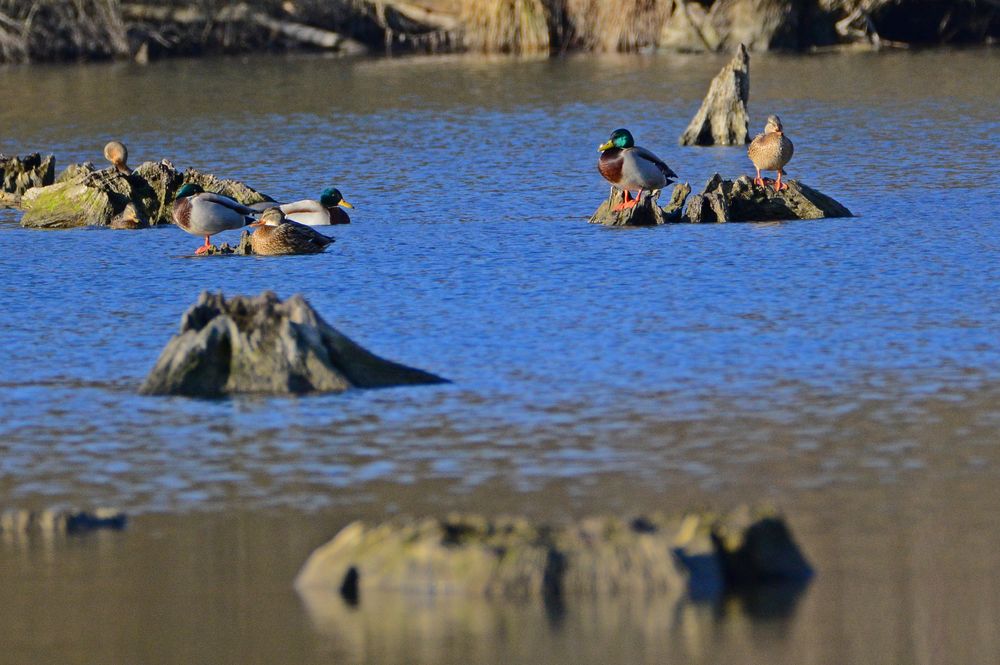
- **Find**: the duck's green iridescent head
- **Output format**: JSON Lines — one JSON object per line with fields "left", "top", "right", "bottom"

{"left": 175, "top": 183, "right": 204, "bottom": 200}
{"left": 598, "top": 128, "right": 634, "bottom": 152}
{"left": 320, "top": 187, "right": 354, "bottom": 209}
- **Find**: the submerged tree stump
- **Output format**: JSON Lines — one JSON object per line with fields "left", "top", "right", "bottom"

{"left": 140, "top": 291, "right": 447, "bottom": 397}
{"left": 589, "top": 184, "right": 690, "bottom": 226}
{"left": 1, "top": 507, "right": 126, "bottom": 536}
{"left": 18, "top": 159, "right": 270, "bottom": 229}
{"left": 684, "top": 173, "right": 853, "bottom": 222}
{"left": 294, "top": 507, "right": 813, "bottom": 603}
{"left": 589, "top": 174, "right": 850, "bottom": 226}
{"left": 679, "top": 43, "right": 750, "bottom": 146}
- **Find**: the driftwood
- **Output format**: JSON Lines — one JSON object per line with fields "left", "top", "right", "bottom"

{"left": 124, "top": 3, "right": 369, "bottom": 54}
{"left": 679, "top": 43, "right": 750, "bottom": 146}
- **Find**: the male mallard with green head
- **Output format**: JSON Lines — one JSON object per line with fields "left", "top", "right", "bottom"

{"left": 283, "top": 187, "right": 355, "bottom": 226}
{"left": 172, "top": 183, "right": 257, "bottom": 255}
{"left": 748, "top": 115, "right": 794, "bottom": 191}
{"left": 103, "top": 141, "right": 131, "bottom": 176}
{"left": 249, "top": 207, "right": 334, "bottom": 256}
{"left": 598, "top": 128, "right": 677, "bottom": 211}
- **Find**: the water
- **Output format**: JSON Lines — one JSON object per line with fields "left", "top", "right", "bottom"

{"left": 1, "top": 50, "right": 1000, "bottom": 664}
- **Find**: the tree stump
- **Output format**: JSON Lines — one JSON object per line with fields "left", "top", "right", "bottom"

{"left": 679, "top": 43, "right": 750, "bottom": 146}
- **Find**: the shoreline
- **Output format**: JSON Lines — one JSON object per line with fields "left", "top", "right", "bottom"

{"left": 0, "top": 0, "right": 996, "bottom": 66}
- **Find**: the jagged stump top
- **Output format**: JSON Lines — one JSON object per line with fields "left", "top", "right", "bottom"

{"left": 680, "top": 44, "right": 751, "bottom": 146}
{"left": 140, "top": 291, "right": 446, "bottom": 397}
{"left": 590, "top": 174, "right": 851, "bottom": 226}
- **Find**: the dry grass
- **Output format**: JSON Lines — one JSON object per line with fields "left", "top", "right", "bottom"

{"left": 460, "top": 0, "right": 551, "bottom": 54}
{"left": 563, "top": 0, "right": 671, "bottom": 52}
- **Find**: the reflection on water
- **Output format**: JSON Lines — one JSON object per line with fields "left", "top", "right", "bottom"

{"left": 4, "top": 500, "right": 1000, "bottom": 665}
{"left": 1, "top": 49, "right": 1000, "bottom": 664}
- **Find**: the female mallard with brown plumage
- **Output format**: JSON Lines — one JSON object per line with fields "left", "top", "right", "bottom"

{"left": 598, "top": 128, "right": 677, "bottom": 211}
{"left": 103, "top": 141, "right": 131, "bottom": 176}
{"left": 249, "top": 208, "right": 334, "bottom": 256}
{"left": 748, "top": 115, "right": 794, "bottom": 191}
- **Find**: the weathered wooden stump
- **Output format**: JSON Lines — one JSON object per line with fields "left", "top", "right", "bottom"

{"left": 679, "top": 43, "right": 750, "bottom": 146}
{"left": 589, "top": 184, "right": 691, "bottom": 226}
{"left": 19, "top": 159, "right": 270, "bottom": 229}
{"left": 140, "top": 291, "right": 447, "bottom": 397}
{"left": 0, "top": 153, "right": 55, "bottom": 206}
{"left": 683, "top": 173, "right": 853, "bottom": 222}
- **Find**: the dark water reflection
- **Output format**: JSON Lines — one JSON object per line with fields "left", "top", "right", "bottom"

{"left": 2, "top": 49, "right": 1000, "bottom": 663}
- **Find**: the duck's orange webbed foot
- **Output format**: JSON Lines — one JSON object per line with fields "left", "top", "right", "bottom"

{"left": 612, "top": 190, "right": 633, "bottom": 212}
{"left": 195, "top": 245, "right": 211, "bottom": 255}
{"left": 773, "top": 173, "right": 789, "bottom": 191}
{"left": 753, "top": 176, "right": 766, "bottom": 187}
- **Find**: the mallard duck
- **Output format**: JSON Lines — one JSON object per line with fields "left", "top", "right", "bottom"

{"left": 283, "top": 187, "right": 355, "bottom": 226}
{"left": 249, "top": 207, "right": 334, "bottom": 255}
{"left": 109, "top": 202, "right": 148, "bottom": 230}
{"left": 172, "top": 183, "right": 256, "bottom": 255}
{"left": 748, "top": 115, "right": 794, "bottom": 191}
{"left": 103, "top": 141, "right": 131, "bottom": 176}
{"left": 247, "top": 187, "right": 355, "bottom": 225}
{"left": 598, "top": 128, "right": 677, "bottom": 211}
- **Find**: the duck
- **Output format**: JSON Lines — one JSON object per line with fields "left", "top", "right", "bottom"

{"left": 249, "top": 207, "right": 334, "bottom": 256}
{"left": 748, "top": 115, "right": 794, "bottom": 191}
{"left": 103, "top": 141, "right": 131, "bottom": 176}
{"left": 248, "top": 187, "right": 355, "bottom": 225}
{"left": 598, "top": 128, "right": 677, "bottom": 211}
{"left": 172, "top": 183, "right": 257, "bottom": 255}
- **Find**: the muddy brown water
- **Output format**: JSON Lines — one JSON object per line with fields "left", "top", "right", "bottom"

{"left": 1, "top": 49, "right": 1000, "bottom": 664}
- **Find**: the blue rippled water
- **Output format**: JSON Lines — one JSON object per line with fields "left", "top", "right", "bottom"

{"left": 0, "top": 50, "right": 998, "bottom": 511}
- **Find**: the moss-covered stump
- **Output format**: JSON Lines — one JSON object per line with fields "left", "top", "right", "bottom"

{"left": 684, "top": 173, "right": 853, "bottom": 222}
{"left": 294, "top": 508, "right": 812, "bottom": 603}
{"left": 589, "top": 184, "right": 690, "bottom": 226}
{"left": 0, "top": 153, "right": 55, "bottom": 205}
{"left": 140, "top": 291, "right": 447, "bottom": 397}
{"left": 19, "top": 159, "right": 270, "bottom": 229}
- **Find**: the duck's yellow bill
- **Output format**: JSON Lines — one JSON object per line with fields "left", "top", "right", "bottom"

{"left": 338, "top": 200, "right": 355, "bottom": 209}
{"left": 598, "top": 140, "right": 614, "bottom": 151}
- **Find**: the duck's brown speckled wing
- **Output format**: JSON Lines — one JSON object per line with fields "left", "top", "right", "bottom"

{"left": 273, "top": 221, "right": 334, "bottom": 255}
